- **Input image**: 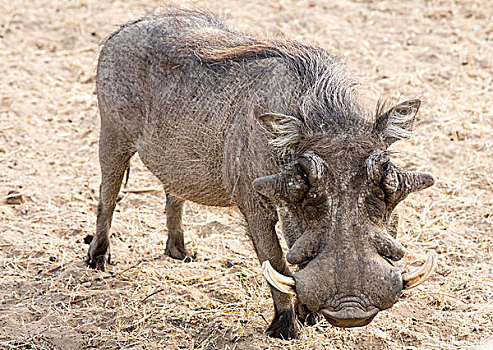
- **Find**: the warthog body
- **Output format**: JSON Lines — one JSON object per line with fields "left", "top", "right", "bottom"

{"left": 87, "top": 7, "right": 435, "bottom": 339}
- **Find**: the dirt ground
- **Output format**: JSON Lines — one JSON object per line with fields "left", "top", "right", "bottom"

{"left": 0, "top": 0, "right": 492, "bottom": 349}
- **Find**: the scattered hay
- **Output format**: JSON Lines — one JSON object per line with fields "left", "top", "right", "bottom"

{"left": 0, "top": 0, "right": 491, "bottom": 349}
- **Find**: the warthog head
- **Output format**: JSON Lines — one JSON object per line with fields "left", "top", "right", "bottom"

{"left": 254, "top": 99, "right": 436, "bottom": 328}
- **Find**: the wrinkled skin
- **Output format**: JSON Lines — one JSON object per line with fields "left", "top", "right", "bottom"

{"left": 253, "top": 106, "right": 434, "bottom": 332}
{"left": 270, "top": 144, "right": 408, "bottom": 327}
{"left": 254, "top": 130, "right": 433, "bottom": 329}
{"left": 86, "top": 8, "right": 434, "bottom": 339}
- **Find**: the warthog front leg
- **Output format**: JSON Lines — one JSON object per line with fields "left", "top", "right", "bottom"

{"left": 165, "top": 194, "right": 191, "bottom": 261}
{"left": 239, "top": 202, "right": 298, "bottom": 340}
{"left": 293, "top": 260, "right": 320, "bottom": 326}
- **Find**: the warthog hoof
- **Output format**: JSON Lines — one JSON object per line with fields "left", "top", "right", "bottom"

{"left": 85, "top": 234, "right": 111, "bottom": 271}
{"left": 86, "top": 252, "right": 111, "bottom": 271}
{"left": 296, "top": 300, "right": 321, "bottom": 326}
{"left": 266, "top": 307, "right": 299, "bottom": 340}
{"left": 165, "top": 244, "right": 192, "bottom": 262}
{"left": 86, "top": 241, "right": 111, "bottom": 271}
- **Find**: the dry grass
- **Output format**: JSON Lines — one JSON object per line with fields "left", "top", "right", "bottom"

{"left": 0, "top": 0, "right": 492, "bottom": 349}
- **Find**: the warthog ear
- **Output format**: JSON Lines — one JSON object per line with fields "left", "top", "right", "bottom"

{"left": 258, "top": 113, "right": 303, "bottom": 149}
{"left": 374, "top": 99, "right": 421, "bottom": 146}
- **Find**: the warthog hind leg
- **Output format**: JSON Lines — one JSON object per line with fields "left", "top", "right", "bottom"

{"left": 87, "top": 125, "right": 135, "bottom": 271}
{"left": 165, "top": 194, "right": 191, "bottom": 261}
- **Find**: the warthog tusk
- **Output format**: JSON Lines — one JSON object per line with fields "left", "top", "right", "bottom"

{"left": 402, "top": 251, "right": 438, "bottom": 289}
{"left": 262, "top": 260, "right": 297, "bottom": 296}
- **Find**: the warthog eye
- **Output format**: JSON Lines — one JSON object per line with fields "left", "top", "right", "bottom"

{"left": 379, "top": 161, "right": 392, "bottom": 187}
{"left": 378, "top": 161, "right": 401, "bottom": 203}
{"left": 366, "top": 156, "right": 394, "bottom": 222}
{"left": 295, "top": 163, "right": 310, "bottom": 186}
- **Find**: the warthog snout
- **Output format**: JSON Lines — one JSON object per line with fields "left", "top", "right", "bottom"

{"left": 264, "top": 250, "right": 437, "bottom": 327}
{"left": 319, "top": 305, "right": 379, "bottom": 328}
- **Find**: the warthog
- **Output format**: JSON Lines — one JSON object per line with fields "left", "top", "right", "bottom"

{"left": 86, "top": 7, "right": 437, "bottom": 339}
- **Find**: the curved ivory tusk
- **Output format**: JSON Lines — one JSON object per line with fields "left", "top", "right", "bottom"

{"left": 262, "top": 260, "right": 297, "bottom": 296}
{"left": 402, "top": 251, "right": 438, "bottom": 289}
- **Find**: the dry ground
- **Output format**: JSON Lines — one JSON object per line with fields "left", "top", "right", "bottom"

{"left": 0, "top": 0, "right": 492, "bottom": 349}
